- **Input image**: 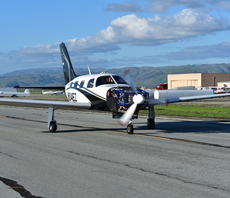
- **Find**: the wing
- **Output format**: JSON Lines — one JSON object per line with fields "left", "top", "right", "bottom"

{"left": 0, "top": 98, "right": 91, "bottom": 109}
{"left": 147, "top": 93, "right": 230, "bottom": 105}
{"left": 14, "top": 86, "right": 65, "bottom": 90}
{"left": 0, "top": 98, "right": 91, "bottom": 133}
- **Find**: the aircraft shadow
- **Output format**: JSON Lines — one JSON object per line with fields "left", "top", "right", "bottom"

{"left": 41, "top": 120, "right": 230, "bottom": 134}
{"left": 41, "top": 127, "right": 117, "bottom": 134}
{"left": 135, "top": 120, "right": 230, "bottom": 134}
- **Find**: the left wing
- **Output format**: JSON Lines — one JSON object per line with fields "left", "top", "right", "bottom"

{"left": 147, "top": 93, "right": 230, "bottom": 105}
{"left": 0, "top": 98, "right": 91, "bottom": 109}
{"left": 0, "top": 98, "right": 91, "bottom": 132}
{"left": 14, "top": 86, "right": 65, "bottom": 90}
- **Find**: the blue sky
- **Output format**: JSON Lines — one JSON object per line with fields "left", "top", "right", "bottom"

{"left": 1, "top": 0, "right": 230, "bottom": 74}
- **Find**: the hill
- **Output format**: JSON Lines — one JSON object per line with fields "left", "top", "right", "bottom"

{"left": 1, "top": 63, "right": 230, "bottom": 88}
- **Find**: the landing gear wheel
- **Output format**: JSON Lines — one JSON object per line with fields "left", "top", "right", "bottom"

{"left": 147, "top": 118, "right": 155, "bottom": 129}
{"left": 127, "top": 124, "right": 134, "bottom": 134}
{"left": 49, "top": 121, "right": 57, "bottom": 133}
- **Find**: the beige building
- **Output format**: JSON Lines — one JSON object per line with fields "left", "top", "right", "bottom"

{"left": 168, "top": 73, "right": 230, "bottom": 89}
{"left": 217, "top": 81, "right": 230, "bottom": 88}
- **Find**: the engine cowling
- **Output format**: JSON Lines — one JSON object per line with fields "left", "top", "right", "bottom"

{"left": 106, "top": 87, "right": 149, "bottom": 117}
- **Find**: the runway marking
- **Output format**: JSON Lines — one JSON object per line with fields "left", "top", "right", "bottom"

{"left": 1, "top": 114, "right": 230, "bottom": 148}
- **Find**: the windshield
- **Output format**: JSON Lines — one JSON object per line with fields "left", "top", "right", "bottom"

{"left": 96, "top": 76, "right": 115, "bottom": 87}
{"left": 96, "top": 75, "right": 127, "bottom": 87}
{"left": 112, "top": 75, "right": 127, "bottom": 84}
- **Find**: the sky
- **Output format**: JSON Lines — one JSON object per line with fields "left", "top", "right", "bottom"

{"left": 1, "top": 0, "right": 230, "bottom": 75}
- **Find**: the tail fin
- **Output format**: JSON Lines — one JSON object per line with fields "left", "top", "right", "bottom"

{"left": 24, "top": 89, "right": 30, "bottom": 94}
{"left": 59, "top": 42, "right": 77, "bottom": 84}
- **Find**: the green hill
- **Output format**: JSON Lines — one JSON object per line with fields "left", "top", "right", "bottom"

{"left": 1, "top": 63, "right": 230, "bottom": 88}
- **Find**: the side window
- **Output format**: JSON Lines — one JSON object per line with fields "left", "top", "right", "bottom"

{"left": 70, "top": 81, "right": 78, "bottom": 88}
{"left": 74, "top": 81, "right": 78, "bottom": 88}
{"left": 79, "top": 80, "right": 85, "bottom": 88}
{"left": 87, "top": 79, "right": 94, "bottom": 88}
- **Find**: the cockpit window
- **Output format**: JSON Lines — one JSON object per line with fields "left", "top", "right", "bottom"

{"left": 96, "top": 76, "right": 115, "bottom": 87}
{"left": 112, "top": 75, "right": 127, "bottom": 84}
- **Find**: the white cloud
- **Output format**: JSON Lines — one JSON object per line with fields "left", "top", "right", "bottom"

{"left": 146, "top": 0, "right": 207, "bottom": 13}
{"left": 0, "top": 8, "right": 229, "bottom": 74}
{"left": 5, "top": 9, "right": 229, "bottom": 58}
{"left": 159, "top": 42, "right": 230, "bottom": 60}
{"left": 72, "top": 9, "right": 229, "bottom": 47}
{"left": 221, "top": 1, "right": 230, "bottom": 11}
{"left": 104, "top": 0, "right": 230, "bottom": 13}
{"left": 104, "top": 2, "right": 143, "bottom": 12}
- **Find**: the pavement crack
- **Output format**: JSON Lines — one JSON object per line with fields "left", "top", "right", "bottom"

{"left": 0, "top": 176, "right": 44, "bottom": 198}
{"left": 0, "top": 151, "right": 16, "bottom": 159}
{"left": 68, "top": 150, "right": 230, "bottom": 193}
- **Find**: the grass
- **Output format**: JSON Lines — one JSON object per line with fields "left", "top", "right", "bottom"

{"left": 140, "top": 105, "right": 230, "bottom": 119}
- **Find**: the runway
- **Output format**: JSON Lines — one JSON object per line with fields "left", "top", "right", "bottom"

{"left": 0, "top": 105, "right": 230, "bottom": 197}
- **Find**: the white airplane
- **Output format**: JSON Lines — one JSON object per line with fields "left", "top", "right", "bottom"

{"left": 42, "top": 90, "right": 64, "bottom": 95}
{"left": 0, "top": 89, "right": 30, "bottom": 97}
{"left": 1, "top": 42, "right": 230, "bottom": 134}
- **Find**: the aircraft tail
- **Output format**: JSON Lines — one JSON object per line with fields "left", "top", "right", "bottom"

{"left": 59, "top": 42, "right": 77, "bottom": 84}
{"left": 24, "top": 89, "right": 30, "bottom": 94}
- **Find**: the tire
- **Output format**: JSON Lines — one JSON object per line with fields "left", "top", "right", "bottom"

{"left": 147, "top": 118, "right": 155, "bottom": 129}
{"left": 127, "top": 124, "right": 134, "bottom": 134}
{"left": 49, "top": 121, "right": 57, "bottom": 133}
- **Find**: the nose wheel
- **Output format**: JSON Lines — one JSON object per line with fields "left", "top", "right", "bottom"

{"left": 127, "top": 121, "right": 134, "bottom": 134}
{"left": 127, "top": 124, "right": 134, "bottom": 134}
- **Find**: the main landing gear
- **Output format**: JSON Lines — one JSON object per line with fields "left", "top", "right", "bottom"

{"left": 48, "top": 107, "right": 57, "bottom": 133}
{"left": 147, "top": 105, "right": 155, "bottom": 129}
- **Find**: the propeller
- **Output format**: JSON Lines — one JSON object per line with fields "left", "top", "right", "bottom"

{"left": 118, "top": 70, "right": 145, "bottom": 126}
{"left": 118, "top": 94, "right": 145, "bottom": 126}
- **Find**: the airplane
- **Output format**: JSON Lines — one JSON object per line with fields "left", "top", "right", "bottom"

{"left": 1, "top": 42, "right": 230, "bottom": 134}
{"left": 42, "top": 90, "right": 64, "bottom": 95}
{"left": 0, "top": 89, "right": 30, "bottom": 97}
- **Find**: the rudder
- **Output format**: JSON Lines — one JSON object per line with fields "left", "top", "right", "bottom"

{"left": 59, "top": 42, "right": 77, "bottom": 84}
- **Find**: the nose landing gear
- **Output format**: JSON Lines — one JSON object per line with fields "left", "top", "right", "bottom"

{"left": 127, "top": 121, "right": 134, "bottom": 134}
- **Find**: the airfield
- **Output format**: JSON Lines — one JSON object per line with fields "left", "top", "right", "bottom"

{"left": 1, "top": 95, "right": 230, "bottom": 197}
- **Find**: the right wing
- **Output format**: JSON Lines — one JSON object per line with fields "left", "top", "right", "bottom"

{"left": 147, "top": 93, "right": 230, "bottom": 105}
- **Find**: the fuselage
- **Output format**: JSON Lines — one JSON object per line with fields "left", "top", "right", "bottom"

{"left": 65, "top": 73, "right": 129, "bottom": 110}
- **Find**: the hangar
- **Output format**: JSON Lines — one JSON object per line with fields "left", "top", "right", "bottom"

{"left": 168, "top": 73, "right": 230, "bottom": 89}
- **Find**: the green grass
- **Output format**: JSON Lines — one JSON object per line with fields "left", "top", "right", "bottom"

{"left": 140, "top": 105, "right": 230, "bottom": 119}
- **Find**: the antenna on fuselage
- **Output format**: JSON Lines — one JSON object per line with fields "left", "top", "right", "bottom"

{"left": 87, "top": 65, "right": 92, "bottom": 75}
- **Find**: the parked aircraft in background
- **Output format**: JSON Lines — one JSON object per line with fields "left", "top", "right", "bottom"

{"left": 1, "top": 42, "right": 230, "bottom": 134}
{"left": 42, "top": 90, "right": 64, "bottom": 95}
{"left": 0, "top": 89, "right": 30, "bottom": 97}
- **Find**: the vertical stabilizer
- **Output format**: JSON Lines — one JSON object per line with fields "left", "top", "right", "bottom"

{"left": 59, "top": 42, "right": 77, "bottom": 84}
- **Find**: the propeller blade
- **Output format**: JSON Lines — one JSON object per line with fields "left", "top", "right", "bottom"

{"left": 118, "top": 103, "right": 137, "bottom": 126}
{"left": 123, "top": 70, "right": 138, "bottom": 94}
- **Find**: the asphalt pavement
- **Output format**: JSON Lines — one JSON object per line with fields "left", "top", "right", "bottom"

{"left": 0, "top": 105, "right": 230, "bottom": 197}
